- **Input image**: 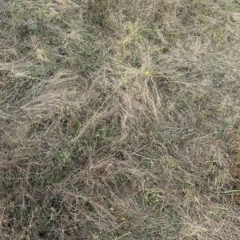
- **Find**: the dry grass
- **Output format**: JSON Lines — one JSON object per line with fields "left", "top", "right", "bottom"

{"left": 1, "top": 0, "right": 240, "bottom": 239}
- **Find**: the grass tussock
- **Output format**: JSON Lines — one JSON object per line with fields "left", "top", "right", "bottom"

{"left": 1, "top": 0, "right": 240, "bottom": 239}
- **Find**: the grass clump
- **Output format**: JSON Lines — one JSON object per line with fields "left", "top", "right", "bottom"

{"left": 1, "top": 0, "right": 240, "bottom": 239}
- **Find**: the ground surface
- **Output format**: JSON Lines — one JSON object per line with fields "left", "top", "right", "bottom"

{"left": 1, "top": 0, "right": 240, "bottom": 239}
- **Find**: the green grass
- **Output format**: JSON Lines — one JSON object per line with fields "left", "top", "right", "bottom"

{"left": 1, "top": 0, "right": 240, "bottom": 239}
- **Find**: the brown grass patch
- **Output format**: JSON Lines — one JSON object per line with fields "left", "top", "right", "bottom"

{"left": 1, "top": 0, "right": 240, "bottom": 239}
